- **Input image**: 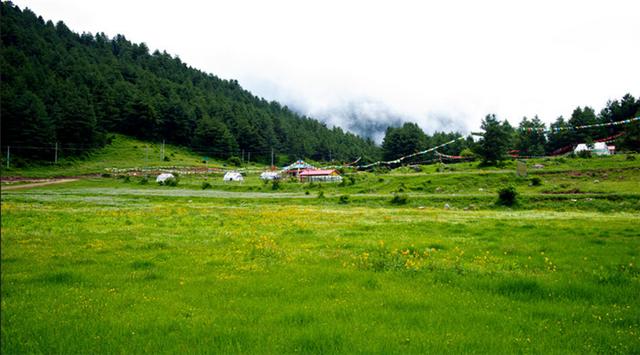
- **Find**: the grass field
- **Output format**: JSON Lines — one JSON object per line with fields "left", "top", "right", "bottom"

{"left": 1, "top": 138, "right": 639, "bottom": 353}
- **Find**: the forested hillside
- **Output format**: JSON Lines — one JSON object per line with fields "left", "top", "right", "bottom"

{"left": 0, "top": 2, "right": 380, "bottom": 163}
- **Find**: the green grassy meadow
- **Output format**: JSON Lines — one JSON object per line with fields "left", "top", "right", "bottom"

{"left": 2, "top": 143, "right": 640, "bottom": 353}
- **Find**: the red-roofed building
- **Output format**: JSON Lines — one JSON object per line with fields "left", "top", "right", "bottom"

{"left": 298, "top": 169, "right": 342, "bottom": 182}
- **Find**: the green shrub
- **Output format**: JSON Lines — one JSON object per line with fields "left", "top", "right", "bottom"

{"left": 530, "top": 177, "right": 542, "bottom": 186}
{"left": 163, "top": 156, "right": 170, "bottom": 162}
{"left": 139, "top": 176, "right": 149, "bottom": 185}
{"left": 123, "top": 176, "right": 131, "bottom": 183}
{"left": 338, "top": 195, "right": 350, "bottom": 204}
{"left": 163, "top": 178, "right": 178, "bottom": 187}
{"left": 626, "top": 154, "right": 636, "bottom": 161}
{"left": 460, "top": 148, "right": 476, "bottom": 160}
{"left": 271, "top": 180, "right": 281, "bottom": 190}
{"left": 390, "top": 193, "right": 408, "bottom": 205}
{"left": 577, "top": 150, "right": 592, "bottom": 159}
{"left": 228, "top": 156, "right": 242, "bottom": 167}
{"left": 317, "top": 191, "right": 325, "bottom": 199}
{"left": 201, "top": 181, "right": 212, "bottom": 190}
{"left": 497, "top": 186, "right": 518, "bottom": 206}
{"left": 101, "top": 173, "right": 111, "bottom": 178}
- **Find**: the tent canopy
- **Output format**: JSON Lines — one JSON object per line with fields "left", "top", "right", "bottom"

{"left": 156, "top": 173, "right": 175, "bottom": 182}
{"left": 282, "top": 160, "right": 315, "bottom": 171}
{"left": 223, "top": 171, "right": 244, "bottom": 181}
{"left": 574, "top": 142, "right": 611, "bottom": 155}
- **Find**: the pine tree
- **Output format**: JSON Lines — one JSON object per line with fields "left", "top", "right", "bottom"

{"left": 476, "top": 114, "right": 512, "bottom": 165}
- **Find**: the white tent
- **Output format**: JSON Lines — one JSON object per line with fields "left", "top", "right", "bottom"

{"left": 574, "top": 142, "right": 611, "bottom": 156}
{"left": 260, "top": 171, "right": 280, "bottom": 180}
{"left": 223, "top": 171, "right": 244, "bottom": 182}
{"left": 156, "top": 173, "right": 175, "bottom": 183}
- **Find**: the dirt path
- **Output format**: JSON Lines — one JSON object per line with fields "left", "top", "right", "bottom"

{"left": 1, "top": 178, "right": 79, "bottom": 191}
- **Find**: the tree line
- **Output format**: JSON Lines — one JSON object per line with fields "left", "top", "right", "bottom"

{"left": 475, "top": 95, "right": 640, "bottom": 165}
{"left": 0, "top": 2, "right": 380, "bottom": 163}
{"left": 381, "top": 95, "right": 639, "bottom": 166}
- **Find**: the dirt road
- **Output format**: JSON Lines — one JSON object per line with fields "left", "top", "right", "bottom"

{"left": 1, "top": 179, "right": 79, "bottom": 191}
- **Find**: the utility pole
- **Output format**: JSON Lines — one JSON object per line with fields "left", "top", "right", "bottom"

{"left": 6, "top": 146, "right": 10, "bottom": 168}
{"left": 161, "top": 140, "right": 165, "bottom": 161}
{"left": 54, "top": 142, "right": 58, "bottom": 164}
{"left": 271, "top": 148, "right": 274, "bottom": 168}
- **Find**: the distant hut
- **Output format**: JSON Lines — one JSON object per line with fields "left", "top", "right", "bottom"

{"left": 260, "top": 171, "right": 281, "bottom": 181}
{"left": 156, "top": 173, "right": 175, "bottom": 183}
{"left": 223, "top": 171, "right": 244, "bottom": 182}
{"left": 574, "top": 142, "right": 613, "bottom": 156}
{"left": 299, "top": 169, "right": 342, "bottom": 183}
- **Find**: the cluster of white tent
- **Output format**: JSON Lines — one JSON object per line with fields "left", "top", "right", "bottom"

{"left": 154, "top": 160, "right": 342, "bottom": 184}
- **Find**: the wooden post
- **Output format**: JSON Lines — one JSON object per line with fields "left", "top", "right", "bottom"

{"left": 54, "top": 142, "right": 58, "bottom": 163}
{"left": 6, "top": 146, "right": 10, "bottom": 168}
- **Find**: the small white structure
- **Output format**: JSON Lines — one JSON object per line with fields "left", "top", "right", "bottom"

{"left": 156, "top": 173, "right": 175, "bottom": 183}
{"left": 574, "top": 142, "right": 612, "bottom": 156}
{"left": 260, "top": 171, "right": 280, "bottom": 181}
{"left": 223, "top": 171, "right": 244, "bottom": 182}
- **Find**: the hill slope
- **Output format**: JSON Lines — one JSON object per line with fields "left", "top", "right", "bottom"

{"left": 1, "top": 134, "right": 214, "bottom": 178}
{"left": 0, "top": 2, "right": 380, "bottom": 164}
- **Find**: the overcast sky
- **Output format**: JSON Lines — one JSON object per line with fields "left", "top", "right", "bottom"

{"left": 13, "top": 0, "right": 640, "bottom": 140}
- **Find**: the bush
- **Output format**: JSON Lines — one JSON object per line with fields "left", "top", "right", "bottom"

{"left": 271, "top": 180, "right": 281, "bottom": 190}
{"left": 497, "top": 186, "right": 518, "bottom": 206}
{"left": 139, "top": 176, "right": 149, "bottom": 185}
{"left": 530, "top": 177, "right": 542, "bottom": 186}
{"left": 317, "top": 191, "right": 325, "bottom": 199}
{"left": 460, "top": 148, "right": 476, "bottom": 160}
{"left": 228, "top": 156, "right": 242, "bottom": 167}
{"left": 626, "top": 154, "right": 636, "bottom": 161}
{"left": 163, "top": 178, "right": 178, "bottom": 186}
{"left": 338, "top": 195, "right": 350, "bottom": 204}
{"left": 123, "top": 176, "right": 131, "bottom": 183}
{"left": 101, "top": 173, "right": 112, "bottom": 178}
{"left": 201, "top": 181, "right": 212, "bottom": 190}
{"left": 163, "top": 156, "right": 170, "bottom": 162}
{"left": 577, "top": 150, "right": 592, "bottom": 159}
{"left": 390, "top": 193, "right": 408, "bottom": 205}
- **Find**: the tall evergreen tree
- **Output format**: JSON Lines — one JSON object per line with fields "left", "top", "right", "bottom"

{"left": 476, "top": 114, "right": 512, "bottom": 165}
{"left": 194, "top": 116, "right": 238, "bottom": 158}
{"left": 381, "top": 122, "right": 427, "bottom": 161}
{"left": 516, "top": 116, "right": 546, "bottom": 156}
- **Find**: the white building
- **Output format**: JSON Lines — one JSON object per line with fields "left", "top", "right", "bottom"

{"left": 260, "top": 171, "right": 281, "bottom": 181}
{"left": 574, "top": 142, "right": 614, "bottom": 156}
{"left": 156, "top": 173, "right": 175, "bottom": 183}
{"left": 223, "top": 171, "right": 244, "bottom": 182}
